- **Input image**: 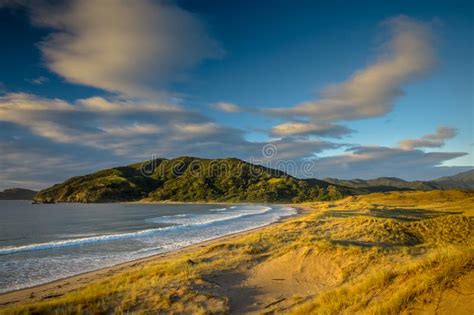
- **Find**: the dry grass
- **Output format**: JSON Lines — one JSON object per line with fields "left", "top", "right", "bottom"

{"left": 291, "top": 246, "right": 473, "bottom": 315}
{"left": 1, "top": 190, "right": 473, "bottom": 314}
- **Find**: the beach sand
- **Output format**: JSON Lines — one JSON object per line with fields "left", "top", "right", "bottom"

{"left": 0, "top": 204, "right": 311, "bottom": 308}
{"left": 1, "top": 192, "right": 473, "bottom": 314}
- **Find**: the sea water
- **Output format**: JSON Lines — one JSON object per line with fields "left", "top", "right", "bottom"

{"left": 0, "top": 200, "right": 296, "bottom": 293}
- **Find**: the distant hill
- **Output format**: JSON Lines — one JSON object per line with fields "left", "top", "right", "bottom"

{"left": 34, "top": 157, "right": 349, "bottom": 203}
{"left": 33, "top": 158, "right": 474, "bottom": 204}
{"left": 323, "top": 177, "right": 437, "bottom": 192}
{"left": 0, "top": 188, "right": 38, "bottom": 200}
{"left": 324, "top": 169, "right": 474, "bottom": 192}
{"left": 431, "top": 169, "right": 474, "bottom": 190}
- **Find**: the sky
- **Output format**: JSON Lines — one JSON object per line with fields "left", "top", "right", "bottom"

{"left": 0, "top": 0, "right": 472, "bottom": 190}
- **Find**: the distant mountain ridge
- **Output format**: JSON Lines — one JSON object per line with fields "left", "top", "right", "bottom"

{"left": 34, "top": 157, "right": 349, "bottom": 203}
{"left": 0, "top": 188, "right": 38, "bottom": 200}
{"left": 324, "top": 169, "right": 474, "bottom": 192}
{"left": 431, "top": 169, "right": 474, "bottom": 190}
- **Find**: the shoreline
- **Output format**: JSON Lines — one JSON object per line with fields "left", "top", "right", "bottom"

{"left": 124, "top": 200, "right": 294, "bottom": 205}
{"left": 0, "top": 204, "right": 310, "bottom": 307}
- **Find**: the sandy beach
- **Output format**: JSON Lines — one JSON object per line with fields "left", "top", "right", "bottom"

{"left": 0, "top": 204, "right": 310, "bottom": 308}
{"left": 1, "top": 192, "right": 473, "bottom": 314}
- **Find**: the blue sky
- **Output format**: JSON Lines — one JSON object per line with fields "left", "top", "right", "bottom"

{"left": 0, "top": 0, "right": 472, "bottom": 189}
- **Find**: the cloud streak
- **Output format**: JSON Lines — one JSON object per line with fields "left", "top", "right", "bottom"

{"left": 0, "top": 92, "right": 213, "bottom": 154}
{"left": 211, "top": 102, "right": 243, "bottom": 113}
{"left": 15, "top": 0, "right": 221, "bottom": 98}
{"left": 271, "top": 121, "right": 353, "bottom": 138}
{"left": 399, "top": 126, "right": 457, "bottom": 149}
{"left": 264, "top": 16, "right": 436, "bottom": 137}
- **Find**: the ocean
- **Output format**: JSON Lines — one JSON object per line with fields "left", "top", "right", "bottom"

{"left": 0, "top": 200, "right": 296, "bottom": 293}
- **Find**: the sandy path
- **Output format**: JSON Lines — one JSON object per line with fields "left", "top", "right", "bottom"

{"left": 205, "top": 246, "right": 346, "bottom": 314}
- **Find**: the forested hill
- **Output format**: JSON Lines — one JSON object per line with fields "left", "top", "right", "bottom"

{"left": 34, "top": 157, "right": 348, "bottom": 203}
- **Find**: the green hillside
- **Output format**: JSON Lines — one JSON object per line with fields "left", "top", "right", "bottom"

{"left": 34, "top": 157, "right": 346, "bottom": 203}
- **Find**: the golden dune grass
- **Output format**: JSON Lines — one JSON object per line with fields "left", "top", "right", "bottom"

{"left": 1, "top": 190, "right": 473, "bottom": 314}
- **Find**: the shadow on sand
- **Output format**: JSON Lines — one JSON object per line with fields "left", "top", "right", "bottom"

{"left": 203, "top": 270, "right": 265, "bottom": 314}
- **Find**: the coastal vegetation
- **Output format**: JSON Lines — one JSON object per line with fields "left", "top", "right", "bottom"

{"left": 34, "top": 157, "right": 347, "bottom": 203}
{"left": 32, "top": 157, "right": 473, "bottom": 204}
{"left": 3, "top": 190, "right": 473, "bottom": 314}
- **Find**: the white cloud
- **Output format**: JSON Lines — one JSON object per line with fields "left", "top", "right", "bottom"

{"left": 77, "top": 96, "right": 181, "bottom": 112}
{"left": 26, "top": 76, "right": 49, "bottom": 85}
{"left": 0, "top": 91, "right": 469, "bottom": 186}
{"left": 271, "top": 121, "right": 353, "bottom": 138}
{"left": 0, "top": 91, "right": 344, "bottom": 188}
{"left": 264, "top": 16, "right": 436, "bottom": 129}
{"left": 18, "top": 0, "right": 221, "bottom": 98}
{"left": 173, "top": 122, "right": 222, "bottom": 137}
{"left": 211, "top": 102, "right": 242, "bottom": 113}
{"left": 3, "top": 93, "right": 331, "bottom": 162}
{"left": 100, "top": 124, "right": 161, "bottom": 136}
{"left": 0, "top": 93, "right": 207, "bottom": 153}
{"left": 399, "top": 126, "right": 457, "bottom": 149}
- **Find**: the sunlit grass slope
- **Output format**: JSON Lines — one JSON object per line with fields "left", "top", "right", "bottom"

{"left": 2, "top": 190, "right": 473, "bottom": 314}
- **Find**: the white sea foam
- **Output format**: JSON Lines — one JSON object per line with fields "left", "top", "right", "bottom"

{"left": 0, "top": 205, "right": 274, "bottom": 256}
{"left": 0, "top": 227, "right": 168, "bottom": 255}
{"left": 0, "top": 204, "right": 297, "bottom": 293}
{"left": 209, "top": 207, "right": 227, "bottom": 211}
{"left": 147, "top": 205, "right": 272, "bottom": 226}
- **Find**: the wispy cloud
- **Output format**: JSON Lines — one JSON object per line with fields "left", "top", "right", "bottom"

{"left": 271, "top": 121, "right": 353, "bottom": 138}
{"left": 211, "top": 102, "right": 242, "bottom": 113}
{"left": 262, "top": 16, "right": 436, "bottom": 137}
{"left": 399, "top": 126, "right": 457, "bottom": 149}
{"left": 0, "top": 7, "right": 470, "bottom": 188}
{"left": 0, "top": 93, "right": 216, "bottom": 154}
{"left": 0, "top": 92, "right": 341, "bottom": 187}
{"left": 12, "top": 0, "right": 221, "bottom": 98}
{"left": 26, "top": 76, "right": 49, "bottom": 85}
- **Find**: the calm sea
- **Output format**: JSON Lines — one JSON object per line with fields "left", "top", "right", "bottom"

{"left": 0, "top": 200, "right": 295, "bottom": 293}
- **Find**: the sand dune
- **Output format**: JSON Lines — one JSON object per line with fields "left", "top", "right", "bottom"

{"left": 1, "top": 190, "right": 473, "bottom": 314}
